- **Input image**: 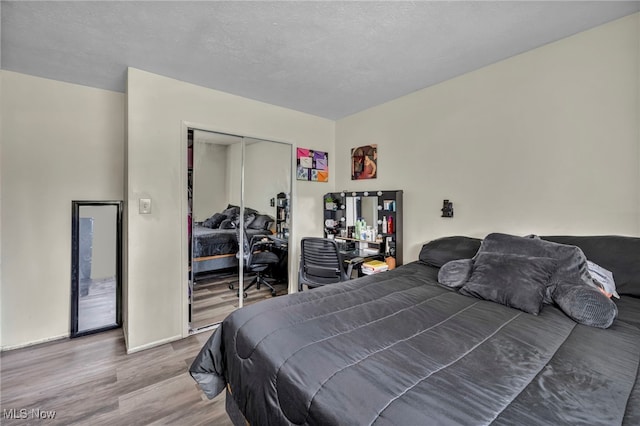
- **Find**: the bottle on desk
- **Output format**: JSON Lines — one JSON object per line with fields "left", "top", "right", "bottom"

{"left": 387, "top": 216, "right": 394, "bottom": 234}
{"left": 358, "top": 219, "right": 367, "bottom": 240}
{"left": 382, "top": 216, "right": 387, "bottom": 234}
{"left": 366, "top": 226, "right": 375, "bottom": 241}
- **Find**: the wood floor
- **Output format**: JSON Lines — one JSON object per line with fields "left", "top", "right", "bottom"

{"left": 78, "top": 277, "right": 117, "bottom": 332}
{"left": 191, "top": 271, "right": 288, "bottom": 330}
{"left": 0, "top": 329, "right": 233, "bottom": 425}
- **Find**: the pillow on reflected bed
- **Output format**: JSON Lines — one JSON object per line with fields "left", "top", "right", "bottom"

{"left": 249, "top": 214, "right": 274, "bottom": 230}
{"left": 219, "top": 219, "right": 235, "bottom": 229}
{"left": 202, "top": 213, "right": 226, "bottom": 229}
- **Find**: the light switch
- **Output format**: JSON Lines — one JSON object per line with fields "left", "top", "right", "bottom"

{"left": 139, "top": 198, "right": 152, "bottom": 214}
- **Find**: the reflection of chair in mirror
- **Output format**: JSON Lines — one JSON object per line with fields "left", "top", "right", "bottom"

{"left": 298, "top": 237, "right": 356, "bottom": 291}
{"left": 232, "top": 226, "right": 279, "bottom": 298}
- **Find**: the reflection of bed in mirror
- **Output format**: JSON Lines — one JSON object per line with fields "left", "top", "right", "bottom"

{"left": 191, "top": 204, "right": 275, "bottom": 275}
{"left": 192, "top": 225, "right": 272, "bottom": 274}
{"left": 188, "top": 129, "right": 292, "bottom": 330}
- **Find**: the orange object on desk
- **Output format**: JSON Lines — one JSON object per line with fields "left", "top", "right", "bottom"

{"left": 385, "top": 256, "right": 396, "bottom": 270}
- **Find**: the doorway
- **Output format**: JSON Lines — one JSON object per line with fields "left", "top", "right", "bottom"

{"left": 187, "top": 128, "right": 292, "bottom": 331}
{"left": 70, "top": 201, "right": 122, "bottom": 337}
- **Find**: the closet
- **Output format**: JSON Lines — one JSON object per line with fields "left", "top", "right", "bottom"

{"left": 187, "top": 129, "right": 292, "bottom": 330}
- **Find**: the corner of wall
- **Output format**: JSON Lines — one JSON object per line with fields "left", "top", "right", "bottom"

{"left": 335, "top": 13, "right": 640, "bottom": 258}
{"left": 636, "top": 12, "right": 640, "bottom": 235}
{"left": 0, "top": 70, "right": 5, "bottom": 350}
{"left": 122, "top": 69, "right": 130, "bottom": 350}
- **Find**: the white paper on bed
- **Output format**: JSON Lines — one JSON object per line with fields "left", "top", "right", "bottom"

{"left": 587, "top": 260, "right": 619, "bottom": 299}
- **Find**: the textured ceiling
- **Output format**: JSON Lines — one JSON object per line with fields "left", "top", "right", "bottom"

{"left": 2, "top": 1, "right": 639, "bottom": 120}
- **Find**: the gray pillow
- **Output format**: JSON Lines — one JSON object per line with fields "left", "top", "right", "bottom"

{"left": 244, "top": 207, "right": 259, "bottom": 216}
{"left": 419, "top": 236, "right": 482, "bottom": 267}
{"left": 552, "top": 282, "right": 618, "bottom": 328}
{"left": 222, "top": 206, "right": 240, "bottom": 217}
{"left": 228, "top": 213, "right": 256, "bottom": 229}
{"left": 243, "top": 213, "right": 256, "bottom": 228}
{"left": 225, "top": 204, "right": 258, "bottom": 217}
{"left": 459, "top": 252, "right": 556, "bottom": 315}
{"left": 249, "top": 214, "right": 274, "bottom": 230}
{"left": 477, "top": 233, "right": 596, "bottom": 303}
{"left": 202, "top": 212, "right": 226, "bottom": 229}
{"left": 438, "top": 259, "right": 473, "bottom": 288}
{"left": 219, "top": 219, "right": 235, "bottom": 229}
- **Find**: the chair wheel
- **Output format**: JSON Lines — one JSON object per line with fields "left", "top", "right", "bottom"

{"left": 243, "top": 292, "right": 248, "bottom": 299}
{"left": 271, "top": 290, "right": 277, "bottom": 297}
{"left": 228, "top": 284, "right": 234, "bottom": 290}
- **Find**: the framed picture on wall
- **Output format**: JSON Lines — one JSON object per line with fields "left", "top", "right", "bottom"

{"left": 351, "top": 144, "right": 377, "bottom": 180}
{"left": 297, "top": 148, "right": 328, "bottom": 182}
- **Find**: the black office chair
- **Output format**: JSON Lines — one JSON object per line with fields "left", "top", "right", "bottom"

{"left": 232, "top": 226, "right": 280, "bottom": 298}
{"left": 298, "top": 237, "right": 356, "bottom": 291}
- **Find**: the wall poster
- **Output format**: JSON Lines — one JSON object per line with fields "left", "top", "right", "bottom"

{"left": 297, "top": 148, "right": 328, "bottom": 182}
{"left": 351, "top": 144, "right": 377, "bottom": 180}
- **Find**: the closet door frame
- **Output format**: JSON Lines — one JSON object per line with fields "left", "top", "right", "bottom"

{"left": 180, "top": 121, "right": 295, "bottom": 337}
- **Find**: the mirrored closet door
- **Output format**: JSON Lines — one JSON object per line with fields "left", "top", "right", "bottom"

{"left": 188, "top": 129, "right": 292, "bottom": 331}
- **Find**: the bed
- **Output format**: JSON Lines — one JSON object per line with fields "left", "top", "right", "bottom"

{"left": 190, "top": 234, "right": 640, "bottom": 425}
{"left": 192, "top": 225, "right": 272, "bottom": 274}
{"left": 191, "top": 206, "right": 274, "bottom": 274}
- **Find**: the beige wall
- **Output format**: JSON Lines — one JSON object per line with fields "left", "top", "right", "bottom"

{"left": 1, "top": 71, "right": 124, "bottom": 349}
{"left": 222, "top": 139, "right": 291, "bottom": 217}
{"left": 335, "top": 13, "right": 640, "bottom": 262}
{"left": 192, "top": 136, "right": 288, "bottom": 223}
{"left": 192, "top": 137, "right": 229, "bottom": 222}
{"left": 126, "top": 68, "right": 334, "bottom": 352}
{"left": 243, "top": 140, "right": 292, "bottom": 218}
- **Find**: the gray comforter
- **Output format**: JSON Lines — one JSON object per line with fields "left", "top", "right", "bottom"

{"left": 190, "top": 262, "right": 640, "bottom": 425}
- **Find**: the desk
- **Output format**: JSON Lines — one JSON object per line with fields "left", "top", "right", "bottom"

{"left": 340, "top": 249, "right": 384, "bottom": 278}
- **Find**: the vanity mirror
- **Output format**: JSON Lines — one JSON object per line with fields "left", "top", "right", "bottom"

{"left": 344, "top": 195, "right": 378, "bottom": 228}
{"left": 323, "top": 190, "right": 403, "bottom": 266}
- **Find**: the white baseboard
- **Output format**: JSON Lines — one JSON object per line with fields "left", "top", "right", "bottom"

{"left": 189, "top": 323, "right": 220, "bottom": 335}
{"left": 2, "top": 332, "right": 186, "bottom": 355}
{"left": 1, "top": 333, "right": 69, "bottom": 351}
{"left": 125, "top": 334, "right": 182, "bottom": 354}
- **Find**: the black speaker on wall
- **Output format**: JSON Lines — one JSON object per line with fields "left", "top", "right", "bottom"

{"left": 441, "top": 200, "right": 453, "bottom": 218}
